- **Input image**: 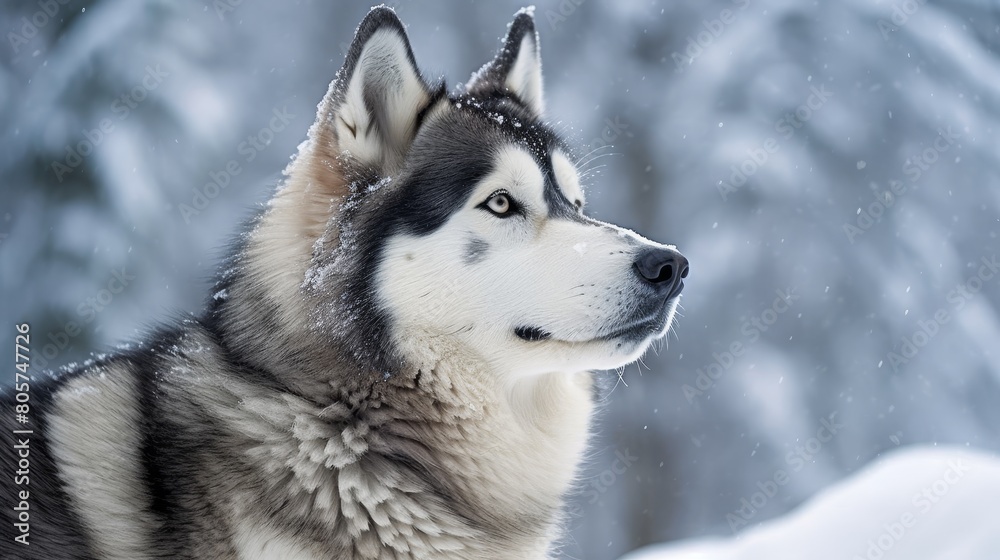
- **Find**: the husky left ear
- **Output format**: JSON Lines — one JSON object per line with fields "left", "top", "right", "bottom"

{"left": 276, "top": 8, "right": 438, "bottom": 244}
{"left": 466, "top": 8, "right": 545, "bottom": 117}
{"left": 328, "top": 7, "right": 435, "bottom": 172}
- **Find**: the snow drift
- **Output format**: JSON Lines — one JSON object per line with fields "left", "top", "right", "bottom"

{"left": 621, "top": 446, "right": 1000, "bottom": 560}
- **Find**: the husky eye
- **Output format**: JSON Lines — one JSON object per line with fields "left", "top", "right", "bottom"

{"left": 488, "top": 194, "right": 510, "bottom": 214}
{"left": 481, "top": 190, "right": 518, "bottom": 217}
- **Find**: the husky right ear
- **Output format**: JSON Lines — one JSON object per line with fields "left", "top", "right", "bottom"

{"left": 466, "top": 8, "right": 545, "bottom": 117}
{"left": 320, "top": 7, "right": 434, "bottom": 173}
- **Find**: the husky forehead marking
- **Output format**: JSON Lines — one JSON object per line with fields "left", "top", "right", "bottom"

{"left": 6, "top": 6, "right": 689, "bottom": 560}
{"left": 463, "top": 237, "right": 490, "bottom": 264}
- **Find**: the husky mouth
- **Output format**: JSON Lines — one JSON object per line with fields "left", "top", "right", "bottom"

{"left": 514, "top": 326, "right": 552, "bottom": 341}
{"left": 594, "top": 309, "right": 673, "bottom": 344}
{"left": 515, "top": 297, "right": 677, "bottom": 345}
{"left": 595, "top": 317, "right": 665, "bottom": 343}
{"left": 590, "top": 293, "right": 679, "bottom": 344}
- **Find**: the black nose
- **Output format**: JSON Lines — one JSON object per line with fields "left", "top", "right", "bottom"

{"left": 634, "top": 248, "right": 688, "bottom": 299}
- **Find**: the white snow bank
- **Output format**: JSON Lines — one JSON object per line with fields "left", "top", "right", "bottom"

{"left": 620, "top": 446, "right": 1000, "bottom": 560}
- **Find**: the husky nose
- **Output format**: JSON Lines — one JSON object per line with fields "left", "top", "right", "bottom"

{"left": 634, "top": 248, "right": 688, "bottom": 299}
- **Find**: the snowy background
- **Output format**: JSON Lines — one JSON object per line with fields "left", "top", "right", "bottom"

{"left": 623, "top": 446, "right": 1000, "bottom": 560}
{"left": 2, "top": 1, "right": 1000, "bottom": 558}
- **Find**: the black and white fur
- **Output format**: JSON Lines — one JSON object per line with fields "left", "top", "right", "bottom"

{"left": 1, "top": 7, "right": 688, "bottom": 559}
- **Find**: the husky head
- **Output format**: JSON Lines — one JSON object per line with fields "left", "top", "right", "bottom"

{"left": 275, "top": 7, "right": 687, "bottom": 380}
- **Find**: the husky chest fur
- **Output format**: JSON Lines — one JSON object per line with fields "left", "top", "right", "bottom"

{"left": 3, "top": 6, "right": 688, "bottom": 560}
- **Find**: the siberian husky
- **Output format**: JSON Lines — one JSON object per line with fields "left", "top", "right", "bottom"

{"left": 2, "top": 6, "right": 687, "bottom": 559}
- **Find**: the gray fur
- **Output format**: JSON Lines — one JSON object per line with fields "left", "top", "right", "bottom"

{"left": 463, "top": 238, "right": 490, "bottom": 264}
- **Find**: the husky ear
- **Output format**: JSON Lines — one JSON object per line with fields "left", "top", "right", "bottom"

{"left": 326, "top": 7, "right": 433, "bottom": 172}
{"left": 466, "top": 8, "right": 545, "bottom": 117}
